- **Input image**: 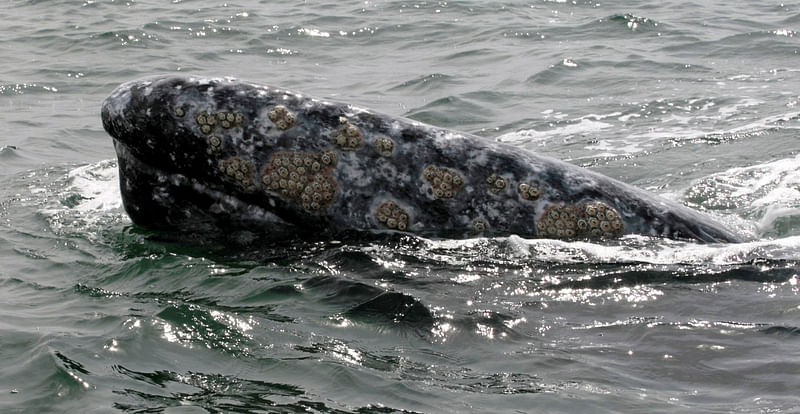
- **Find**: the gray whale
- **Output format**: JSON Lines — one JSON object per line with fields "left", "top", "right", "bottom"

{"left": 101, "top": 75, "right": 740, "bottom": 243}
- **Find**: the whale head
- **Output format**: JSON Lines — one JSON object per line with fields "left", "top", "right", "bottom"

{"left": 102, "top": 75, "right": 741, "bottom": 244}
{"left": 101, "top": 75, "right": 308, "bottom": 236}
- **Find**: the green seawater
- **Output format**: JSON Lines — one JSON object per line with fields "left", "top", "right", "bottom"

{"left": 1, "top": 1, "right": 800, "bottom": 413}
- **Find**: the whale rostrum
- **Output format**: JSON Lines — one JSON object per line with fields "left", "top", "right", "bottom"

{"left": 101, "top": 75, "right": 740, "bottom": 243}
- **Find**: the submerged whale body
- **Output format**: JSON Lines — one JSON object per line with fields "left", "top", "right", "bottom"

{"left": 101, "top": 75, "right": 739, "bottom": 243}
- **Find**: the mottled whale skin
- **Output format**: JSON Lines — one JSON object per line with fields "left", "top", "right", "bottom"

{"left": 101, "top": 75, "right": 739, "bottom": 243}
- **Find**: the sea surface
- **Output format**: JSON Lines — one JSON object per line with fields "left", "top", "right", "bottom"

{"left": 1, "top": 1, "right": 800, "bottom": 413}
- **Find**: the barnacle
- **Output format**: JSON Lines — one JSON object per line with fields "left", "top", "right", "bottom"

{"left": 422, "top": 165, "right": 464, "bottom": 199}
{"left": 218, "top": 157, "right": 257, "bottom": 193}
{"left": 536, "top": 201, "right": 623, "bottom": 239}
{"left": 267, "top": 105, "right": 296, "bottom": 130}
{"left": 206, "top": 135, "right": 223, "bottom": 154}
{"left": 260, "top": 150, "right": 338, "bottom": 213}
{"left": 487, "top": 174, "right": 506, "bottom": 194}
{"left": 374, "top": 136, "right": 395, "bottom": 157}
{"left": 472, "top": 218, "right": 489, "bottom": 232}
{"left": 196, "top": 110, "right": 243, "bottom": 130}
{"left": 375, "top": 200, "right": 410, "bottom": 231}
{"left": 518, "top": 182, "right": 542, "bottom": 201}
{"left": 332, "top": 118, "right": 363, "bottom": 151}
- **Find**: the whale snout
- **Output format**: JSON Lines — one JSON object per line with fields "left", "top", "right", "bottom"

{"left": 101, "top": 77, "right": 209, "bottom": 172}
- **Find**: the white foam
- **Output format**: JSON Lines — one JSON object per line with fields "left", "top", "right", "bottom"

{"left": 65, "top": 160, "right": 122, "bottom": 213}
{"left": 497, "top": 117, "right": 613, "bottom": 144}
{"left": 424, "top": 233, "right": 800, "bottom": 266}
{"left": 36, "top": 160, "right": 127, "bottom": 238}
{"left": 692, "top": 154, "right": 800, "bottom": 236}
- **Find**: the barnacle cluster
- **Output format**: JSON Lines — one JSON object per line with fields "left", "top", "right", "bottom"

{"left": 206, "top": 135, "right": 223, "bottom": 154}
{"left": 472, "top": 218, "right": 489, "bottom": 232}
{"left": 422, "top": 165, "right": 464, "bottom": 199}
{"left": 332, "top": 117, "right": 363, "bottom": 151}
{"left": 536, "top": 201, "right": 623, "bottom": 239}
{"left": 486, "top": 174, "right": 507, "bottom": 194}
{"left": 195, "top": 110, "right": 244, "bottom": 135}
{"left": 374, "top": 136, "right": 394, "bottom": 157}
{"left": 518, "top": 182, "right": 541, "bottom": 201}
{"left": 260, "top": 151, "right": 338, "bottom": 213}
{"left": 375, "top": 200, "right": 410, "bottom": 231}
{"left": 218, "top": 157, "right": 257, "bottom": 193}
{"left": 267, "top": 105, "right": 296, "bottom": 130}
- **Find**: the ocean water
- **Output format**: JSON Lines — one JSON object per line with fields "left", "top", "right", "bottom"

{"left": 1, "top": 0, "right": 800, "bottom": 412}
